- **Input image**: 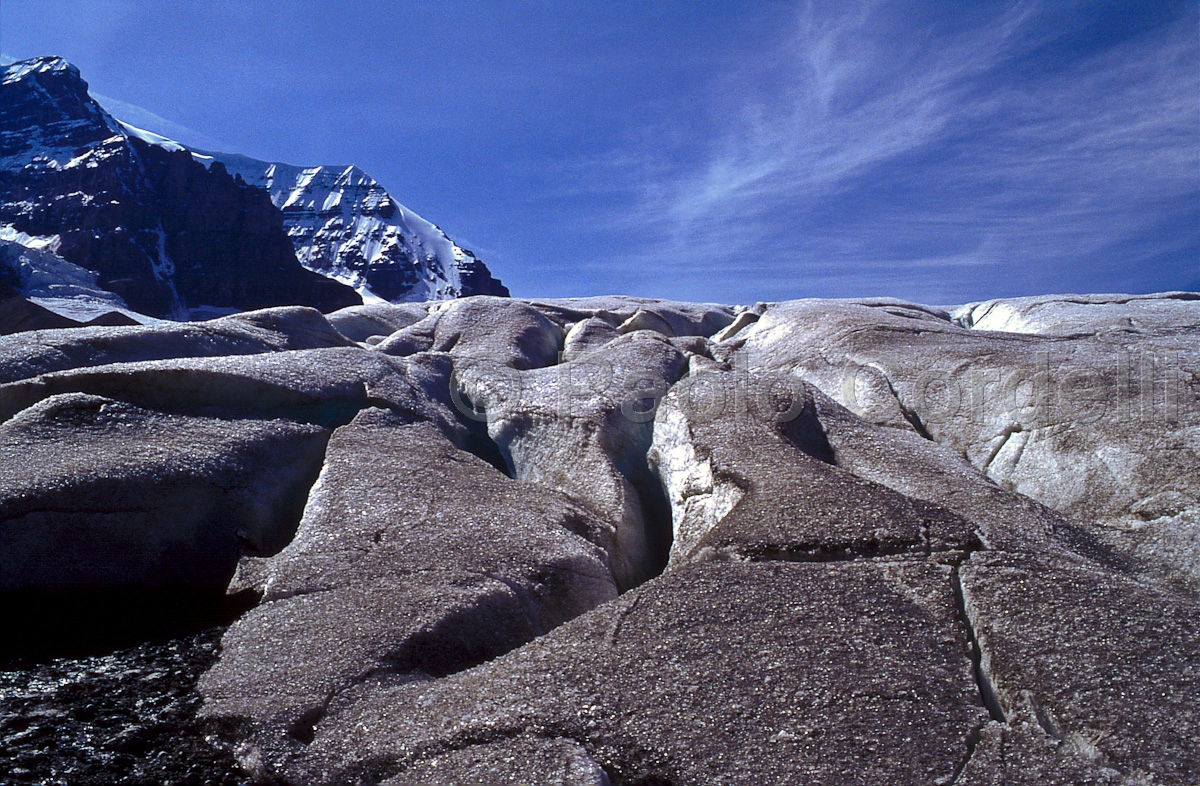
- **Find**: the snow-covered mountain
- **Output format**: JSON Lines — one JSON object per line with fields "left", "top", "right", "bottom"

{"left": 204, "top": 153, "right": 508, "bottom": 302}
{"left": 0, "top": 56, "right": 361, "bottom": 319}
{"left": 0, "top": 56, "right": 506, "bottom": 324}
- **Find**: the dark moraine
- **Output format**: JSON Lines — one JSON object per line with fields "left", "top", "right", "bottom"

{"left": 0, "top": 623, "right": 247, "bottom": 786}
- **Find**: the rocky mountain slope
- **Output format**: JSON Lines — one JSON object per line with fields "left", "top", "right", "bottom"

{"left": 206, "top": 153, "right": 508, "bottom": 303}
{"left": 0, "top": 55, "right": 506, "bottom": 321}
{"left": 1, "top": 292, "right": 1197, "bottom": 784}
{"left": 0, "top": 56, "right": 360, "bottom": 320}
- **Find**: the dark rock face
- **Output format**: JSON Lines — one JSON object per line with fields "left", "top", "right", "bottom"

{"left": 0, "top": 56, "right": 508, "bottom": 318}
{"left": 0, "top": 58, "right": 111, "bottom": 158}
{"left": 0, "top": 293, "right": 1196, "bottom": 785}
{"left": 0, "top": 238, "right": 142, "bottom": 332}
{"left": 453, "top": 250, "right": 510, "bottom": 298}
{"left": 0, "top": 57, "right": 360, "bottom": 319}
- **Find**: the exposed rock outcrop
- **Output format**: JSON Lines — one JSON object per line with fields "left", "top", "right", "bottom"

{"left": 0, "top": 238, "right": 145, "bottom": 331}
{"left": 1, "top": 55, "right": 512, "bottom": 323}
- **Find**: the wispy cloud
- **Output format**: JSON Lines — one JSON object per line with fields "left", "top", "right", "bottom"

{"left": 585, "top": 0, "right": 1198, "bottom": 302}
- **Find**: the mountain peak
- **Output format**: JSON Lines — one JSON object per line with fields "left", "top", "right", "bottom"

{"left": 1, "top": 56, "right": 506, "bottom": 313}
{"left": 208, "top": 152, "right": 509, "bottom": 302}
{"left": 0, "top": 57, "right": 361, "bottom": 319}
{"left": 0, "top": 55, "right": 117, "bottom": 165}
{"left": 1, "top": 56, "right": 83, "bottom": 86}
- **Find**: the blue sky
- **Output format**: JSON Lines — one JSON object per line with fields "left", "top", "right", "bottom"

{"left": 3, "top": 1, "right": 1197, "bottom": 303}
